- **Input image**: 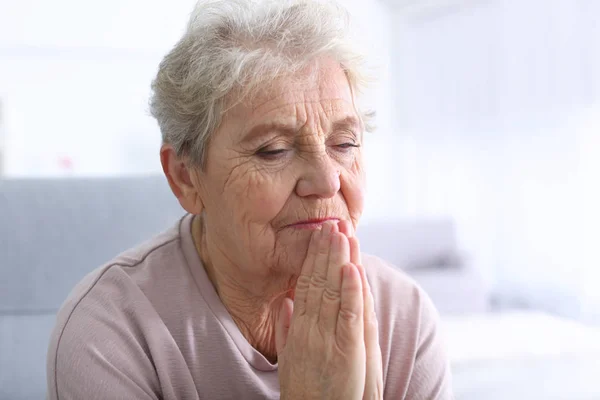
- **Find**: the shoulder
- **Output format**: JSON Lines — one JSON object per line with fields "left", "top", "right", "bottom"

{"left": 52, "top": 223, "right": 182, "bottom": 328}
{"left": 46, "top": 225, "right": 184, "bottom": 399}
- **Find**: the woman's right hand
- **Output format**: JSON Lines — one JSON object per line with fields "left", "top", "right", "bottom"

{"left": 276, "top": 221, "right": 366, "bottom": 400}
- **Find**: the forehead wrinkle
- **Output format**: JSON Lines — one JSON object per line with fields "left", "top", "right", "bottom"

{"left": 227, "top": 82, "right": 358, "bottom": 149}
{"left": 250, "top": 87, "right": 316, "bottom": 113}
{"left": 242, "top": 101, "right": 350, "bottom": 147}
{"left": 296, "top": 100, "right": 355, "bottom": 141}
{"left": 248, "top": 77, "right": 352, "bottom": 115}
{"left": 250, "top": 97, "right": 349, "bottom": 126}
{"left": 249, "top": 64, "right": 351, "bottom": 112}
{"left": 295, "top": 133, "right": 324, "bottom": 154}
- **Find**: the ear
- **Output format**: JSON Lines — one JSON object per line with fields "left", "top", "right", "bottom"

{"left": 160, "top": 144, "right": 204, "bottom": 215}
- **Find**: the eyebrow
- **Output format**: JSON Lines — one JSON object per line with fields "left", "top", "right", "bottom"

{"left": 241, "top": 115, "right": 362, "bottom": 145}
{"left": 331, "top": 116, "right": 361, "bottom": 135}
{"left": 241, "top": 122, "right": 298, "bottom": 145}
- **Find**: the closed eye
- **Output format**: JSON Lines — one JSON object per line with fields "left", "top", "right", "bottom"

{"left": 256, "top": 148, "right": 289, "bottom": 160}
{"left": 334, "top": 143, "right": 361, "bottom": 150}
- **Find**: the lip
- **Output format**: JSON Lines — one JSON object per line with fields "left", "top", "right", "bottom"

{"left": 287, "top": 218, "right": 340, "bottom": 230}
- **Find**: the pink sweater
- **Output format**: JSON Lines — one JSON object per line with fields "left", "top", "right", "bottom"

{"left": 46, "top": 214, "right": 452, "bottom": 399}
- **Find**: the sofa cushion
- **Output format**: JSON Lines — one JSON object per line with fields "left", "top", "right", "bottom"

{"left": 357, "top": 218, "right": 490, "bottom": 314}
{"left": 357, "top": 218, "right": 458, "bottom": 269}
{"left": 0, "top": 313, "right": 56, "bottom": 400}
{"left": 0, "top": 176, "right": 184, "bottom": 313}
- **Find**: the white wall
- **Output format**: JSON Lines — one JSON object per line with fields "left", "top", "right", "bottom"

{"left": 0, "top": 0, "right": 197, "bottom": 50}
{"left": 391, "top": 0, "right": 600, "bottom": 318}
{"left": 0, "top": 0, "right": 395, "bottom": 221}
{"left": 0, "top": 0, "right": 200, "bottom": 177}
{"left": 572, "top": 107, "right": 600, "bottom": 323}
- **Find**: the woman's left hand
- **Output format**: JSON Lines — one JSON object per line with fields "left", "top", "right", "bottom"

{"left": 338, "top": 221, "right": 384, "bottom": 400}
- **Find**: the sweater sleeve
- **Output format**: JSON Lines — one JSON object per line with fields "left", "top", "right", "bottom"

{"left": 46, "top": 268, "right": 161, "bottom": 400}
{"left": 364, "top": 255, "right": 453, "bottom": 400}
{"left": 405, "top": 288, "right": 453, "bottom": 400}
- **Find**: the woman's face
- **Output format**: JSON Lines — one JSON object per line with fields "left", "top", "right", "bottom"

{"left": 197, "top": 59, "right": 365, "bottom": 278}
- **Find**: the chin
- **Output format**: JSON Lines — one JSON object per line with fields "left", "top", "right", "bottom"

{"left": 273, "top": 231, "right": 313, "bottom": 275}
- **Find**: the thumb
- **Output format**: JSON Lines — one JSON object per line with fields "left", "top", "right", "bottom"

{"left": 275, "top": 296, "right": 294, "bottom": 356}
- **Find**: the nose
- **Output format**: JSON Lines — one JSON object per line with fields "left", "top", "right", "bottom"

{"left": 295, "top": 155, "right": 341, "bottom": 199}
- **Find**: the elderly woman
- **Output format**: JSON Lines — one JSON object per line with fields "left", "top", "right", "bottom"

{"left": 47, "top": 1, "right": 451, "bottom": 399}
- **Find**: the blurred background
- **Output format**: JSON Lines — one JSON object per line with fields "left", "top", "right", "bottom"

{"left": 0, "top": 0, "right": 599, "bottom": 399}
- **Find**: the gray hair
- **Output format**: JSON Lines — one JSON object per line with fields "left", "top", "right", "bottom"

{"left": 150, "top": 0, "right": 373, "bottom": 167}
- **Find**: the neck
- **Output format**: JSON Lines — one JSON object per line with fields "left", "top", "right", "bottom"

{"left": 191, "top": 215, "right": 291, "bottom": 363}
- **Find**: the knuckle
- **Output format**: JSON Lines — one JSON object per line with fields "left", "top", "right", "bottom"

{"left": 296, "top": 275, "right": 311, "bottom": 291}
{"left": 309, "top": 273, "right": 328, "bottom": 288}
{"left": 365, "top": 315, "right": 379, "bottom": 332}
{"left": 322, "top": 286, "right": 341, "bottom": 303}
{"left": 317, "top": 247, "right": 329, "bottom": 257}
{"left": 338, "top": 307, "right": 361, "bottom": 323}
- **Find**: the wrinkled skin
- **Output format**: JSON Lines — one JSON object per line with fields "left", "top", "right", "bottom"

{"left": 161, "top": 57, "right": 382, "bottom": 399}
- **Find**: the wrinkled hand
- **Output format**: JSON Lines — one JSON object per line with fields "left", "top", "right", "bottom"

{"left": 276, "top": 222, "right": 366, "bottom": 400}
{"left": 338, "top": 221, "right": 384, "bottom": 400}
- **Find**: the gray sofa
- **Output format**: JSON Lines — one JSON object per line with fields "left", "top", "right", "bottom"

{"left": 0, "top": 177, "right": 185, "bottom": 400}
{"left": 357, "top": 220, "right": 489, "bottom": 316}
{"left": 0, "top": 176, "right": 487, "bottom": 399}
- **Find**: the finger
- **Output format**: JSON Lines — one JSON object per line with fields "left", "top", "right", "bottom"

{"left": 327, "top": 233, "right": 350, "bottom": 287}
{"left": 348, "top": 235, "right": 362, "bottom": 267}
{"left": 336, "top": 263, "right": 364, "bottom": 346}
{"left": 337, "top": 219, "right": 352, "bottom": 237}
{"left": 305, "top": 221, "right": 336, "bottom": 317}
{"left": 358, "top": 264, "right": 383, "bottom": 398}
{"left": 275, "top": 296, "right": 294, "bottom": 356}
{"left": 357, "top": 264, "right": 376, "bottom": 331}
{"left": 294, "top": 228, "right": 322, "bottom": 316}
{"left": 320, "top": 232, "right": 350, "bottom": 329}
{"left": 338, "top": 220, "right": 360, "bottom": 265}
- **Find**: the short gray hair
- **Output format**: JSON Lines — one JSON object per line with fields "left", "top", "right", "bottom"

{"left": 150, "top": 0, "right": 372, "bottom": 167}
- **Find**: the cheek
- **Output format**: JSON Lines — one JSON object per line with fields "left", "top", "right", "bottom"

{"left": 228, "top": 166, "right": 294, "bottom": 222}
{"left": 341, "top": 154, "right": 365, "bottom": 224}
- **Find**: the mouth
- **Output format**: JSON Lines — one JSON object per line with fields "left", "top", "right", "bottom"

{"left": 286, "top": 218, "right": 340, "bottom": 230}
